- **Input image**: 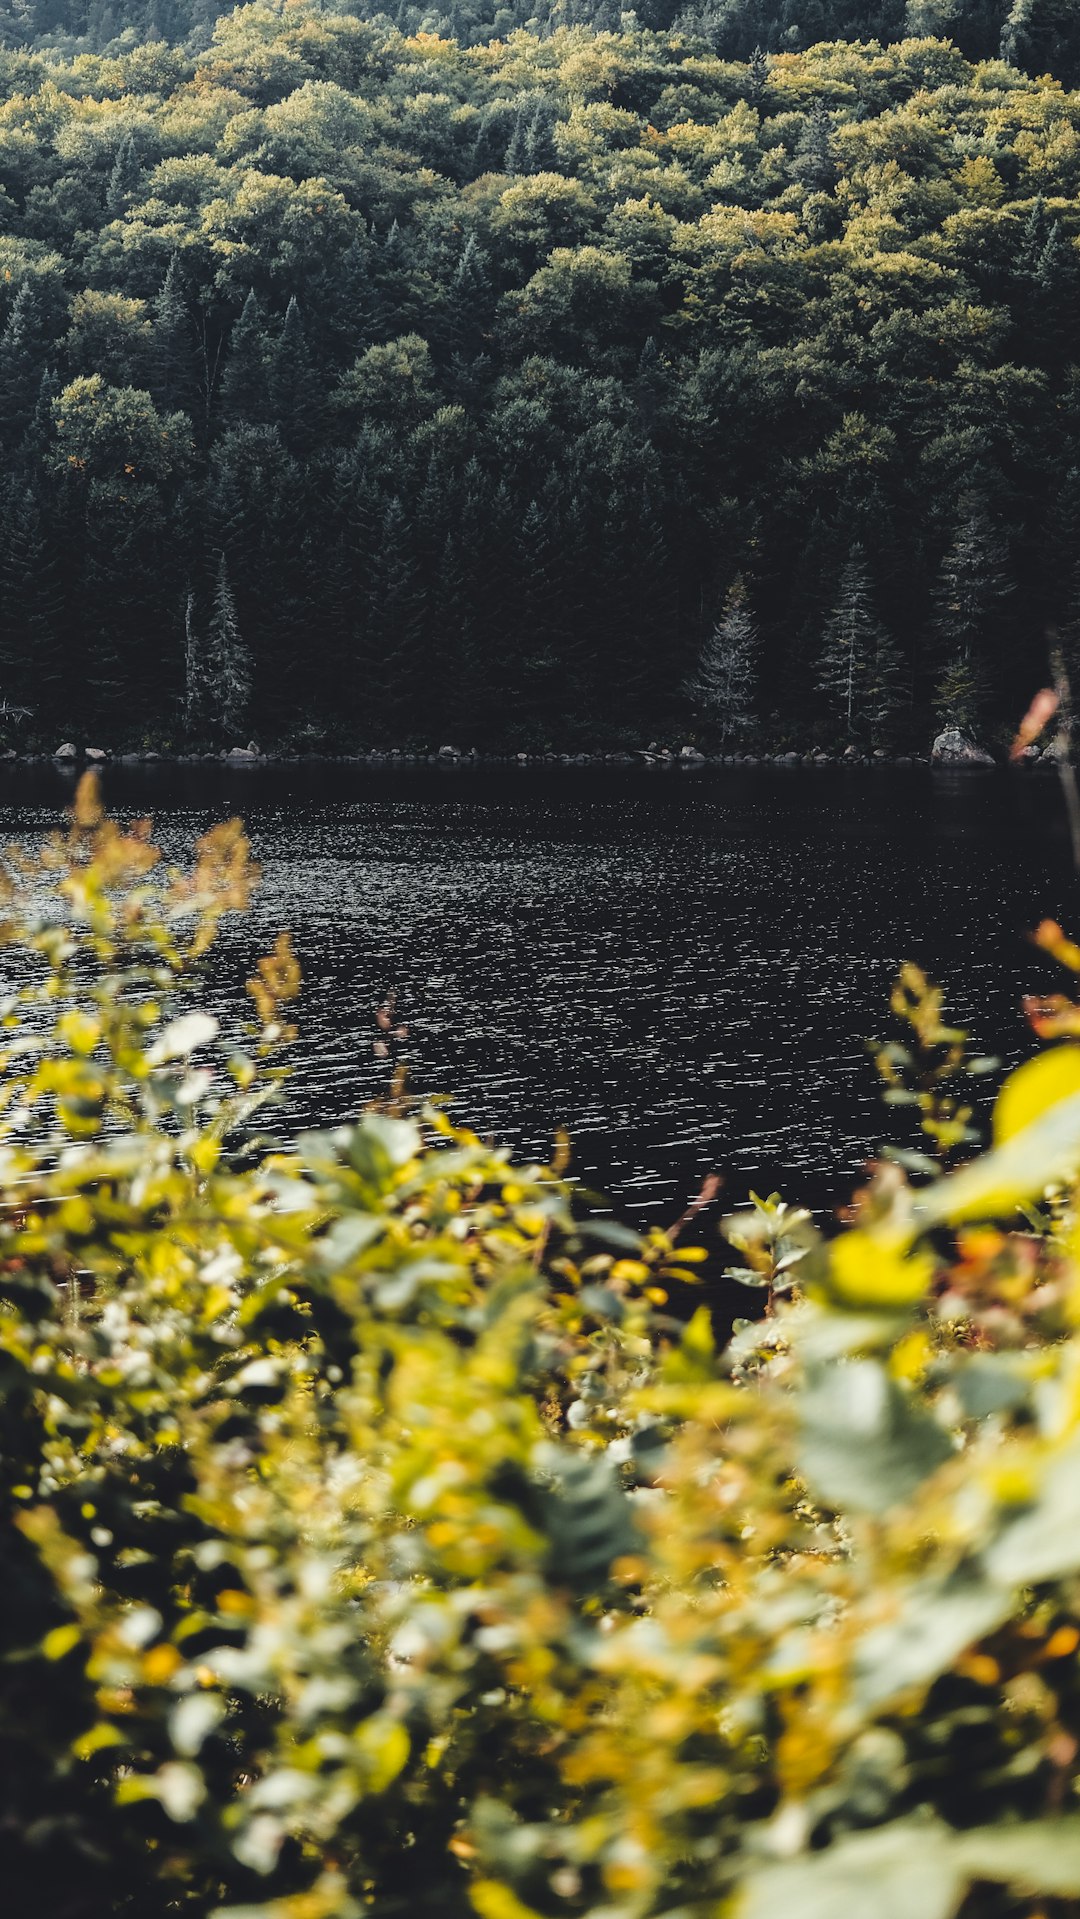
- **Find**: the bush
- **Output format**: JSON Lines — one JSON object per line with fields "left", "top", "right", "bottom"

{"left": 8, "top": 778, "right": 1080, "bottom": 1917}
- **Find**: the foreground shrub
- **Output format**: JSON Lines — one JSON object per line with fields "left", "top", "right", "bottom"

{"left": 9, "top": 779, "right": 1080, "bottom": 1916}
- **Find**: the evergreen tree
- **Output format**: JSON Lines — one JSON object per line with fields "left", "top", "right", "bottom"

{"left": 105, "top": 132, "right": 141, "bottom": 217}
{"left": 269, "top": 297, "right": 321, "bottom": 452}
{"left": 746, "top": 43, "right": 769, "bottom": 99}
{"left": 525, "top": 101, "right": 559, "bottom": 171}
{"left": 150, "top": 253, "right": 196, "bottom": 419}
{"left": 22, "top": 366, "right": 59, "bottom": 461}
{"left": 817, "top": 544, "right": 890, "bottom": 739}
{"left": 221, "top": 290, "right": 270, "bottom": 426}
{"left": 792, "top": 101, "right": 837, "bottom": 192}
{"left": 504, "top": 106, "right": 529, "bottom": 174}
{"left": 0, "top": 282, "right": 45, "bottom": 444}
{"left": 686, "top": 574, "right": 757, "bottom": 740}
{"left": 207, "top": 554, "right": 251, "bottom": 738}
{"left": 182, "top": 587, "right": 207, "bottom": 734}
{"left": 0, "top": 482, "right": 63, "bottom": 717}
{"left": 446, "top": 234, "right": 492, "bottom": 356}
{"left": 932, "top": 491, "right": 1011, "bottom": 727}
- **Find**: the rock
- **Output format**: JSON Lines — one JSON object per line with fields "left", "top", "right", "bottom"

{"left": 53, "top": 742, "right": 77, "bottom": 759}
{"left": 84, "top": 747, "right": 108, "bottom": 762}
{"left": 842, "top": 745, "right": 860, "bottom": 762}
{"left": 0, "top": 749, "right": 15, "bottom": 761}
{"left": 245, "top": 740, "right": 261, "bottom": 756}
{"left": 437, "top": 744, "right": 459, "bottom": 760}
{"left": 226, "top": 745, "right": 258, "bottom": 760}
{"left": 143, "top": 750, "right": 161, "bottom": 760}
{"left": 931, "top": 727, "right": 995, "bottom": 766}
{"left": 680, "top": 744, "right": 706, "bottom": 762}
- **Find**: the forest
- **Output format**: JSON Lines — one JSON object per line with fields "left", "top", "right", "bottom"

{"left": 2, "top": 0, "right": 1080, "bottom": 745}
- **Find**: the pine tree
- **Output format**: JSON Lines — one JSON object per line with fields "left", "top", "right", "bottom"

{"left": 221, "top": 290, "right": 270, "bottom": 426}
{"left": 525, "top": 101, "right": 559, "bottom": 172}
{"left": 793, "top": 101, "right": 837, "bottom": 192}
{"left": 817, "top": 544, "right": 890, "bottom": 740}
{"left": 270, "top": 297, "right": 322, "bottom": 453}
{"left": 207, "top": 554, "right": 251, "bottom": 738}
{"left": 932, "top": 491, "right": 1011, "bottom": 728}
{"left": 0, "top": 482, "right": 63, "bottom": 718}
{"left": 446, "top": 234, "right": 492, "bottom": 356}
{"left": 504, "top": 107, "right": 529, "bottom": 174}
{"left": 182, "top": 588, "right": 207, "bottom": 734}
{"left": 746, "top": 43, "right": 768, "bottom": 100}
{"left": 22, "top": 366, "right": 59, "bottom": 460}
{"left": 0, "top": 281, "right": 45, "bottom": 443}
{"left": 105, "top": 132, "right": 141, "bottom": 217}
{"left": 150, "top": 253, "right": 196, "bottom": 418}
{"left": 686, "top": 574, "right": 758, "bottom": 740}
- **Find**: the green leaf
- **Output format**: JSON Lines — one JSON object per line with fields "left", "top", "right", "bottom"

{"left": 799, "top": 1362, "right": 952, "bottom": 1515}
{"left": 955, "top": 1818, "right": 1080, "bottom": 1894}
{"left": 738, "top": 1821, "right": 965, "bottom": 1919}
{"left": 984, "top": 1437, "right": 1080, "bottom": 1587}
{"left": 853, "top": 1576, "right": 1012, "bottom": 1712}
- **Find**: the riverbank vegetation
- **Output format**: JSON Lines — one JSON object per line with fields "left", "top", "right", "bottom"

{"left": 3, "top": 4, "right": 1080, "bottom": 746}
{"left": 9, "top": 782, "right": 1080, "bottom": 1918}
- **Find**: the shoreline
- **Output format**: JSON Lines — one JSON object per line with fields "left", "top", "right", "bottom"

{"left": 3, "top": 747, "right": 1058, "bottom": 771}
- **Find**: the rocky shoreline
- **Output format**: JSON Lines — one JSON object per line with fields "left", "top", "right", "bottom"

{"left": 11, "top": 733, "right": 1060, "bottom": 770}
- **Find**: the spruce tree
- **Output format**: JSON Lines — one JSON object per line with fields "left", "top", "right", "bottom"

{"left": 207, "top": 554, "right": 251, "bottom": 738}
{"left": 0, "top": 281, "right": 44, "bottom": 444}
{"left": 446, "top": 234, "right": 492, "bottom": 356}
{"left": 105, "top": 132, "right": 141, "bottom": 217}
{"left": 932, "top": 491, "right": 1010, "bottom": 730}
{"left": 150, "top": 253, "right": 196, "bottom": 419}
{"left": 0, "top": 482, "right": 63, "bottom": 718}
{"left": 270, "top": 296, "right": 321, "bottom": 453}
{"left": 182, "top": 588, "right": 207, "bottom": 735}
{"left": 686, "top": 574, "right": 757, "bottom": 741}
{"left": 221, "top": 290, "right": 270, "bottom": 426}
{"left": 504, "top": 107, "right": 529, "bottom": 174}
{"left": 792, "top": 101, "right": 837, "bottom": 192}
{"left": 525, "top": 102, "right": 559, "bottom": 172}
{"left": 746, "top": 43, "right": 769, "bottom": 100}
{"left": 817, "top": 544, "right": 889, "bottom": 740}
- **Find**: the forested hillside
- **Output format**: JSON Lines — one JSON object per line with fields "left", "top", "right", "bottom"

{"left": 2, "top": 0, "right": 1080, "bottom": 746}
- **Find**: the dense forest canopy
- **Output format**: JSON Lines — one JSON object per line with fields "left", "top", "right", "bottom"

{"left": 2, "top": 0, "right": 1080, "bottom": 745}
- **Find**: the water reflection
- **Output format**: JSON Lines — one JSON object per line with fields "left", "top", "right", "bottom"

{"left": 0, "top": 761, "right": 1075, "bottom": 1226}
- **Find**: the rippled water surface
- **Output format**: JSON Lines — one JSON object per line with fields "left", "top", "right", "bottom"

{"left": 1, "top": 761, "right": 1076, "bottom": 1225}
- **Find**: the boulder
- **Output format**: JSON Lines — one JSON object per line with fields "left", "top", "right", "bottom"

{"left": 437, "top": 744, "right": 460, "bottom": 760}
{"left": 226, "top": 745, "right": 258, "bottom": 760}
{"left": 53, "top": 742, "right": 76, "bottom": 759}
{"left": 84, "top": 747, "right": 108, "bottom": 762}
{"left": 931, "top": 727, "right": 995, "bottom": 766}
{"left": 679, "top": 744, "right": 706, "bottom": 762}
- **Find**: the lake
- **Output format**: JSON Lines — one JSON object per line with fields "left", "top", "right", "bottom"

{"left": 1, "top": 760, "right": 1076, "bottom": 1234}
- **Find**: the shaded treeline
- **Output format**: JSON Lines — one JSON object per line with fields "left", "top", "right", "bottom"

{"left": 2, "top": 6, "right": 1080, "bottom": 742}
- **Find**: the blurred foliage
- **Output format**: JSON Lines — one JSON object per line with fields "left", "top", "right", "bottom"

{"left": 14, "top": 778, "right": 1080, "bottom": 1917}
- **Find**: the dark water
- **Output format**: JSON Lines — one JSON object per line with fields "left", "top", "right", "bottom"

{"left": 1, "top": 761, "right": 1076, "bottom": 1229}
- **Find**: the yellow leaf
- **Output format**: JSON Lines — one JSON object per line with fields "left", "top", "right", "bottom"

{"left": 825, "top": 1231, "right": 935, "bottom": 1311}
{"left": 994, "top": 1045, "right": 1080, "bottom": 1144}
{"left": 42, "top": 1623, "right": 82, "bottom": 1661}
{"left": 470, "top": 1883, "right": 546, "bottom": 1919}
